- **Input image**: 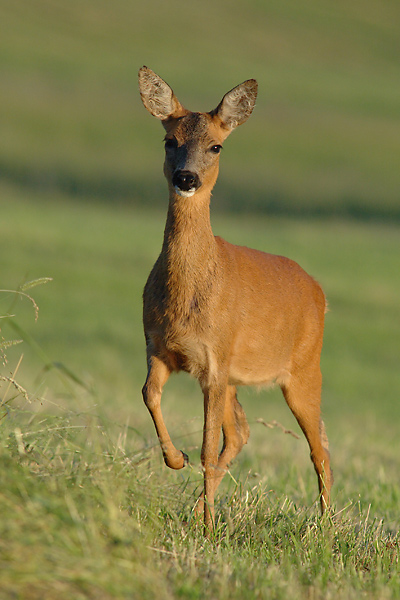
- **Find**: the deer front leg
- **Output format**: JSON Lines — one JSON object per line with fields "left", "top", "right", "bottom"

{"left": 200, "top": 380, "right": 229, "bottom": 535}
{"left": 195, "top": 386, "right": 250, "bottom": 518}
{"left": 142, "top": 355, "right": 188, "bottom": 469}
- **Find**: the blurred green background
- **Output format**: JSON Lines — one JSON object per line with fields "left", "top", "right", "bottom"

{"left": 2, "top": 0, "right": 400, "bottom": 217}
{"left": 1, "top": 0, "right": 400, "bottom": 517}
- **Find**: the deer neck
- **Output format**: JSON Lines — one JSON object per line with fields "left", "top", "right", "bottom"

{"left": 161, "top": 190, "right": 217, "bottom": 304}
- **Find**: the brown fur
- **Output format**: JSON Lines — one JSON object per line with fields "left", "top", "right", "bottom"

{"left": 139, "top": 67, "right": 332, "bottom": 534}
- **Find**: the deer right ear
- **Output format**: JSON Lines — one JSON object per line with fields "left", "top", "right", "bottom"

{"left": 138, "top": 66, "right": 187, "bottom": 122}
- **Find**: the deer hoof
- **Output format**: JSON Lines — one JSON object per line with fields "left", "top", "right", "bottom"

{"left": 181, "top": 451, "right": 189, "bottom": 466}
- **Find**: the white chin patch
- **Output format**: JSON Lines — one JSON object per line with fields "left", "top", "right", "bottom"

{"left": 175, "top": 187, "right": 196, "bottom": 198}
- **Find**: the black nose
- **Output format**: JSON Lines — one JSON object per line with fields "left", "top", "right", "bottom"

{"left": 172, "top": 170, "right": 200, "bottom": 192}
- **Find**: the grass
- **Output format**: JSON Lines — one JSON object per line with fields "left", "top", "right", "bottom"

{"left": 1, "top": 189, "right": 400, "bottom": 598}
{"left": 1, "top": 394, "right": 399, "bottom": 600}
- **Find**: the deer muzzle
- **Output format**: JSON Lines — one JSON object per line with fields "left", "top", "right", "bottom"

{"left": 172, "top": 170, "right": 201, "bottom": 197}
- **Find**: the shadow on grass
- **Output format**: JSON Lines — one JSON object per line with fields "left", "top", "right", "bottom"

{"left": 3, "top": 159, "right": 400, "bottom": 223}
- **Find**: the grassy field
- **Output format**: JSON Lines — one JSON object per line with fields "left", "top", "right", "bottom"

{"left": 1, "top": 0, "right": 400, "bottom": 597}
{"left": 1, "top": 189, "right": 400, "bottom": 599}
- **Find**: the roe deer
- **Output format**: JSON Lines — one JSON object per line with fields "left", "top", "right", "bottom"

{"left": 138, "top": 66, "right": 332, "bottom": 534}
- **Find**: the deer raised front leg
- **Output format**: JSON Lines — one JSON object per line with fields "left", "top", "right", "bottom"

{"left": 142, "top": 354, "right": 188, "bottom": 470}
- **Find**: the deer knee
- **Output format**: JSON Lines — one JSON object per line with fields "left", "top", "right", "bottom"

{"left": 142, "top": 381, "right": 161, "bottom": 411}
{"left": 310, "top": 447, "right": 333, "bottom": 486}
{"left": 234, "top": 400, "right": 250, "bottom": 446}
{"left": 222, "top": 430, "right": 243, "bottom": 457}
{"left": 221, "top": 409, "right": 249, "bottom": 457}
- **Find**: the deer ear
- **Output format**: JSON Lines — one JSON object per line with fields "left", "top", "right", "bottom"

{"left": 138, "top": 66, "right": 187, "bottom": 121}
{"left": 214, "top": 79, "right": 258, "bottom": 130}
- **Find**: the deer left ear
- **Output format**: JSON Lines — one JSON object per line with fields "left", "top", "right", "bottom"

{"left": 213, "top": 79, "right": 258, "bottom": 130}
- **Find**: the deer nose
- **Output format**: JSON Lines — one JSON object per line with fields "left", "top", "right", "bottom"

{"left": 172, "top": 170, "right": 200, "bottom": 193}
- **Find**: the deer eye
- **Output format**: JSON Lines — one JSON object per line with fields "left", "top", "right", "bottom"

{"left": 165, "top": 138, "right": 178, "bottom": 150}
{"left": 210, "top": 144, "right": 222, "bottom": 154}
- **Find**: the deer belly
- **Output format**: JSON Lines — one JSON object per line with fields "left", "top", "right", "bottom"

{"left": 228, "top": 333, "right": 293, "bottom": 388}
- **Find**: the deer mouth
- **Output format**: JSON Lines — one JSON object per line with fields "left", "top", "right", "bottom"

{"left": 174, "top": 187, "right": 197, "bottom": 198}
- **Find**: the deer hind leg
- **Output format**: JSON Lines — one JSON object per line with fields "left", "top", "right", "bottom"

{"left": 142, "top": 354, "right": 188, "bottom": 470}
{"left": 195, "top": 386, "right": 250, "bottom": 518}
{"left": 281, "top": 366, "right": 332, "bottom": 514}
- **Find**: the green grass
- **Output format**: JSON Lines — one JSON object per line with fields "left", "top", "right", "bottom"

{"left": 1, "top": 189, "right": 400, "bottom": 598}
{"left": 1, "top": 415, "right": 399, "bottom": 600}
